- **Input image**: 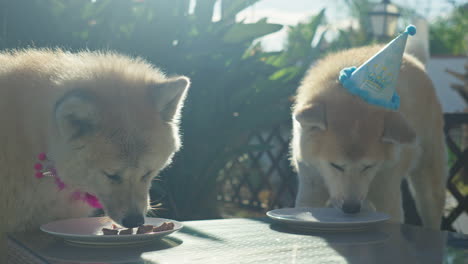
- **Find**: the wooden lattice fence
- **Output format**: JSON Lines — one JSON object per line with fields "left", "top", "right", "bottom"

{"left": 442, "top": 113, "right": 468, "bottom": 231}
{"left": 217, "top": 124, "right": 296, "bottom": 211}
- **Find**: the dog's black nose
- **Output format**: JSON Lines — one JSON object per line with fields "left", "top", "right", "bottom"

{"left": 342, "top": 200, "right": 361, "bottom": 214}
{"left": 122, "top": 214, "right": 145, "bottom": 228}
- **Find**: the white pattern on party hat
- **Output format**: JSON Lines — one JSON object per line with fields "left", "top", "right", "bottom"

{"left": 339, "top": 25, "right": 417, "bottom": 110}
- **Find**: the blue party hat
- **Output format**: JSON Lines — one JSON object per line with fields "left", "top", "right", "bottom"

{"left": 339, "top": 25, "right": 417, "bottom": 110}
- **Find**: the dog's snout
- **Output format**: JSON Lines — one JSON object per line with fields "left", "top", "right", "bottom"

{"left": 342, "top": 200, "right": 361, "bottom": 214}
{"left": 121, "top": 213, "right": 145, "bottom": 228}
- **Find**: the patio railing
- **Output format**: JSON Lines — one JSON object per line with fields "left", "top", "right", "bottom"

{"left": 441, "top": 113, "right": 468, "bottom": 231}
{"left": 218, "top": 113, "right": 468, "bottom": 232}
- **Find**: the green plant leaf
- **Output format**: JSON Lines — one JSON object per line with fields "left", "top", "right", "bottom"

{"left": 223, "top": 19, "right": 283, "bottom": 43}
{"left": 221, "top": 0, "right": 261, "bottom": 21}
{"left": 269, "top": 66, "right": 301, "bottom": 81}
{"left": 194, "top": 0, "right": 217, "bottom": 25}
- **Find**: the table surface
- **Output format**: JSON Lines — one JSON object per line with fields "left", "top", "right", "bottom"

{"left": 7, "top": 218, "right": 468, "bottom": 264}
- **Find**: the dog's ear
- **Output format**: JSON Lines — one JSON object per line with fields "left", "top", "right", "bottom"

{"left": 54, "top": 90, "right": 99, "bottom": 141}
{"left": 151, "top": 76, "right": 190, "bottom": 122}
{"left": 294, "top": 103, "right": 326, "bottom": 130}
{"left": 382, "top": 111, "right": 416, "bottom": 144}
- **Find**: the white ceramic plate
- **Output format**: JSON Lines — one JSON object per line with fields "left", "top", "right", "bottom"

{"left": 40, "top": 217, "right": 183, "bottom": 246}
{"left": 267, "top": 207, "right": 389, "bottom": 231}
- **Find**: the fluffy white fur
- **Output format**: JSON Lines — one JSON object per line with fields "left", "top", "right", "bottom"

{"left": 0, "top": 49, "right": 190, "bottom": 258}
{"left": 291, "top": 45, "right": 446, "bottom": 229}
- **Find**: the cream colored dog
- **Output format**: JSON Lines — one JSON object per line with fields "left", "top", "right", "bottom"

{"left": 291, "top": 45, "right": 446, "bottom": 229}
{"left": 0, "top": 49, "right": 190, "bottom": 256}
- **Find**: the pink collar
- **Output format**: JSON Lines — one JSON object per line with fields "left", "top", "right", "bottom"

{"left": 34, "top": 153, "right": 103, "bottom": 209}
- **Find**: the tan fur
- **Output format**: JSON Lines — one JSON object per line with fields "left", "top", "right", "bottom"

{"left": 292, "top": 45, "right": 446, "bottom": 229}
{"left": 0, "top": 49, "right": 190, "bottom": 257}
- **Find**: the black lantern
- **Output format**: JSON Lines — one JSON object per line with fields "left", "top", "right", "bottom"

{"left": 369, "top": 0, "right": 401, "bottom": 38}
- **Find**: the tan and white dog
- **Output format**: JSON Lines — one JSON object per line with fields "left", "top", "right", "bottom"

{"left": 291, "top": 45, "right": 446, "bottom": 229}
{"left": 0, "top": 49, "right": 190, "bottom": 255}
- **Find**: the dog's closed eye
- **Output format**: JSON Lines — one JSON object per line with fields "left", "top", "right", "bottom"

{"left": 330, "top": 162, "right": 345, "bottom": 172}
{"left": 362, "top": 164, "right": 374, "bottom": 172}
{"left": 103, "top": 171, "right": 122, "bottom": 183}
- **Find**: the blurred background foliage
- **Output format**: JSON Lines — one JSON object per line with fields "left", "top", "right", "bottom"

{"left": 429, "top": 3, "right": 467, "bottom": 56}
{"left": 0, "top": 0, "right": 465, "bottom": 220}
{"left": 0, "top": 0, "right": 320, "bottom": 220}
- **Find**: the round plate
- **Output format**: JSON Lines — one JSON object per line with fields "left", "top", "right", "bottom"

{"left": 267, "top": 207, "right": 389, "bottom": 231}
{"left": 40, "top": 217, "right": 183, "bottom": 246}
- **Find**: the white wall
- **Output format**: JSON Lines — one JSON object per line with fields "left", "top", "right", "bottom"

{"left": 427, "top": 57, "right": 467, "bottom": 113}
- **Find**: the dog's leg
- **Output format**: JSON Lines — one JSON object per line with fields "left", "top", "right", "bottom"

{"left": 295, "top": 162, "right": 329, "bottom": 208}
{"left": 368, "top": 146, "right": 425, "bottom": 223}
{"left": 407, "top": 171, "right": 446, "bottom": 229}
{"left": 0, "top": 226, "right": 6, "bottom": 263}
{"left": 407, "top": 148, "right": 446, "bottom": 229}
{"left": 368, "top": 170, "right": 405, "bottom": 222}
